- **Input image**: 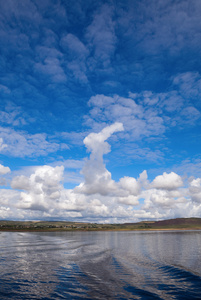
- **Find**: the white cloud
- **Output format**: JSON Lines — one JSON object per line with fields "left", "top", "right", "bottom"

{"left": 189, "top": 177, "right": 201, "bottom": 203}
{"left": 119, "top": 176, "right": 140, "bottom": 196}
{"left": 11, "top": 175, "right": 30, "bottom": 190}
{"left": 0, "top": 189, "right": 21, "bottom": 219}
{"left": 0, "top": 161, "right": 11, "bottom": 186}
{"left": 0, "top": 1, "right": 201, "bottom": 223}
{"left": 84, "top": 122, "right": 124, "bottom": 158}
{"left": 85, "top": 74, "right": 201, "bottom": 147}
{"left": 1, "top": 123, "right": 201, "bottom": 222}
{"left": 0, "top": 206, "right": 10, "bottom": 219}
{"left": 12, "top": 165, "right": 64, "bottom": 211}
{"left": 0, "top": 164, "right": 10, "bottom": 175}
{"left": 0, "top": 127, "right": 67, "bottom": 157}
{"left": 117, "top": 195, "right": 139, "bottom": 206}
{"left": 75, "top": 122, "right": 124, "bottom": 196}
{"left": 85, "top": 94, "right": 165, "bottom": 142}
{"left": 146, "top": 189, "right": 186, "bottom": 209}
{"left": 151, "top": 172, "right": 183, "bottom": 190}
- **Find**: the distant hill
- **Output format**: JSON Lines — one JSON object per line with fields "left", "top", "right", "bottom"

{"left": 151, "top": 217, "right": 201, "bottom": 229}
{"left": 0, "top": 218, "right": 201, "bottom": 231}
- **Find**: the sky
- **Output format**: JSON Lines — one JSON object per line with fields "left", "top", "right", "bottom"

{"left": 0, "top": 0, "right": 201, "bottom": 223}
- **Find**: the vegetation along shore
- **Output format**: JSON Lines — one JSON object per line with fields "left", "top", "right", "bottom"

{"left": 0, "top": 218, "right": 201, "bottom": 232}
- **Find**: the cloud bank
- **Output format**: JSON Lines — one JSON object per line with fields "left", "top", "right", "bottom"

{"left": 0, "top": 123, "right": 199, "bottom": 222}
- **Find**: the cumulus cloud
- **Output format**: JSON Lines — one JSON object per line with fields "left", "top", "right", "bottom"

{"left": 11, "top": 175, "right": 30, "bottom": 190}
{"left": 151, "top": 172, "right": 183, "bottom": 190}
{"left": 75, "top": 123, "right": 124, "bottom": 196}
{"left": 189, "top": 177, "right": 201, "bottom": 203}
{"left": 0, "top": 162, "right": 11, "bottom": 186}
{"left": 0, "top": 164, "right": 10, "bottom": 175}
{"left": 117, "top": 171, "right": 148, "bottom": 197}
{"left": 0, "top": 189, "right": 21, "bottom": 218}
{"left": 143, "top": 188, "right": 186, "bottom": 210}
{"left": 8, "top": 123, "right": 143, "bottom": 219}
{"left": 12, "top": 165, "right": 64, "bottom": 211}
{"left": 1, "top": 123, "right": 201, "bottom": 222}
{"left": 119, "top": 176, "right": 140, "bottom": 196}
{"left": 11, "top": 165, "right": 87, "bottom": 216}
{"left": 84, "top": 122, "right": 124, "bottom": 159}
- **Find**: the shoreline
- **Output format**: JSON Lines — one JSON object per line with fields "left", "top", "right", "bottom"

{"left": 1, "top": 227, "right": 201, "bottom": 232}
{"left": 1, "top": 218, "right": 201, "bottom": 232}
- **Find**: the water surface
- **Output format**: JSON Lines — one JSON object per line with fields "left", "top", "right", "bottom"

{"left": 0, "top": 230, "right": 201, "bottom": 299}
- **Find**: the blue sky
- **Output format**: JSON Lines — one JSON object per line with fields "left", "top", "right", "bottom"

{"left": 0, "top": 0, "right": 201, "bottom": 222}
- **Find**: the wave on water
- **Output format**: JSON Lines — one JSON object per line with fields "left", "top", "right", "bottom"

{"left": 0, "top": 231, "right": 201, "bottom": 299}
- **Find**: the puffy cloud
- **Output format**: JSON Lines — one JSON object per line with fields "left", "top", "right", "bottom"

{"left": 0, "top": 206, "right": 10, "bottom": 219}
{"left": 11, "top": 165, "right": 87, "bottom": 216}
{"left": 76, "top": 169, "right": 116, "bottom": 196}
{"left": 75, "top": 122, "right": 124, "bottom": 195}
{"left": 8, "top": 123, "right": 143, "bottom": 220}
{"left": 147, "top": 189, "right": 186, "bottom": 209}
{"left": 58, "top": 189, "right": 86, "bottom": 212}
{"left": 117, "top": 195, "right": 139, "bottom": 206}
{"left": 86, "top": 199, "right": 109, "bottom": 216}
{"left": 84, "top": 122, "right": 124, "bottom": 159}
{"left": 118, "top": 176, "right": 140, "bottom": 196}
{"left": 12, "top": 165, "right": 64, "bottom": 211}
{"left": 2, "top": 123, "right": 201, "bottom": 222}
{"left": 151, "top": 172, "right": 183, "bottom": 190}
{"left": 0, "top": 164, "right": 10, "bottom": 175}
{"left": 189, "top": 177, "right": 201, "bottom": 203}
{"left": 0, "top": 162, "right": 11, "bottom": 186}
{"left": 11, "top": 175, "right": 30, "bottom": 190}
{"left": 0, "top": 189, "right": 22, "bottom": 219}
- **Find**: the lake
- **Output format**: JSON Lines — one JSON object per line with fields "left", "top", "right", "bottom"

{"left": 0, "top": 230, "right": 201, "bottom": 299}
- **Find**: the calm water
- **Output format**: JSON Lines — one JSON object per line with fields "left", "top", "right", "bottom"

{"left": 0, "top": 230, "right": 201, "bottom": 299}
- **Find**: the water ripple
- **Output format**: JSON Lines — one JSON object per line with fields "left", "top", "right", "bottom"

{"left": 0, "top": 231, "right": 201, "bottom": 299}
